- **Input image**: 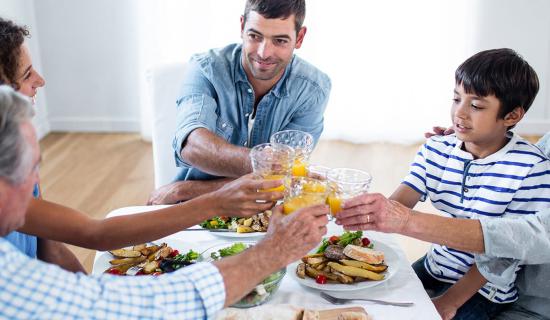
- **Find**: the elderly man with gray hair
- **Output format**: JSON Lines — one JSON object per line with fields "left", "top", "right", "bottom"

{"left": 0, "top": 85, "right": 329, "bottom": 318}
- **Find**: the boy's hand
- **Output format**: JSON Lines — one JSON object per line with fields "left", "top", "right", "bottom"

{"left": 424, "top": 126, "right": 455, "bottom": 139}
{"left": 432, "top": 295, "right": 458, "bottom": 320}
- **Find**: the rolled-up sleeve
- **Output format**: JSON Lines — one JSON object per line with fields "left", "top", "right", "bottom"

{"left": 475, "top": 212, "right": 550, "bottom": 286}
{"left": 173, "top": 58, "right": 220, "bottom": 167}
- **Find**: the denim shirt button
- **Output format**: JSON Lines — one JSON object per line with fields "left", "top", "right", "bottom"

{"left": 247, "top": 88, "right": 252, "bottom": 93}
{"left": 245, "top": 113, "right": 250, "bottom": 117}
{"left": 222, "top": 123, "right": 227, "bottom": 128}
{"left": 243, "top": 142, "right": 247, "bottom": 146}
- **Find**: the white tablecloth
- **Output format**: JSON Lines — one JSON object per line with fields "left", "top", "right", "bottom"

{"left": 94, "top": 206, "right": 441, "bottom": 320}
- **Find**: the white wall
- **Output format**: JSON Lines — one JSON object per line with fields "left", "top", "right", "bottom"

{"left": 0, "top": 0, "right": 50, "bottom": 139}
{"left": 33, "top": 0, "right": 142, "bottom": 132}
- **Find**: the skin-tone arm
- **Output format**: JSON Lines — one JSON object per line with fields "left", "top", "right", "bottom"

{"left": 389, "top": 184, "right": 422, "bottom": 209}
{"left": 36, "top": 238, "right": 86, "bottom": 273}
{"left": 181, "top": 128, "right": 252, "bottom": 178}
{"left": 19, "top": 175, "right": 283, "bottom": 251}
{"left": 431, "top": 265, "right": 487, "bottom": 320}
{"left": 336, "top": 193, "right": 485, "bottom": 253}
{"left": 213, "top": 204, "right": 329, "bottom": 306}
{"left": 147, "top": 178, "right": 233, "bottom": 205}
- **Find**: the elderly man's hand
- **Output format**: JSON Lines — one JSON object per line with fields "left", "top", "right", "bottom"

{"left": 259, "top": 205, "right": 329, "bottom": 268}
{"left": 424, "top": 126, "right": 454, "bottom": 139}
{"left": 335, "top": 193, "right": 411, "bottom": 233}
{"left": 211, "top": 174, "right": 284, "bottom": 218}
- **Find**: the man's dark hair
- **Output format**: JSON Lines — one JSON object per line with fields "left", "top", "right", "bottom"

{"left": 0, "top": 17, "right": 30, "bottom": 90}
{"left": 243, "top": 0, "right": 306, "bottom": 33}
{"left": 455, "top": 48, "right": 539, "bottom": 119}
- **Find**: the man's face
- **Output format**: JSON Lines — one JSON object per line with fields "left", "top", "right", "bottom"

{"left": 241, "top": 11, "right": 306, "bottom": 81}
{"left": 16, "top": 45, "right": 45, "bottom": 104}
{"left": 0, "top": 121, "right": 40, "bottom": 236}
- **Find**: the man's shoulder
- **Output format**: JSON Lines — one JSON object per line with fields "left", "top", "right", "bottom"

{"left": 507, "top": 134, "right": 550, "bottom": 165}
{"left": 288, "top": 55, "right": 331, "bottom": 95}
{"left": 189, "top": 44, "right": 240, "bottom": 77}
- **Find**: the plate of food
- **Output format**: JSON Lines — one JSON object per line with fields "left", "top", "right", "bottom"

{"left": 199, "top": 211, "right": 271, "bottom": 238}
{"left": 290, "top": 231, "right": 399, "bottom": 291}
{"left": 92, "top": 239, "right": 199, "bottom": 276}
{"left": 201, "top": 241, "right": 286, "bottom": 308}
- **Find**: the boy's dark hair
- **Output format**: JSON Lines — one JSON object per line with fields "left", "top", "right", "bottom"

{"left": 0, "top": 17, "right": 30, "bottom": 91}
{"left": 455, "top": 48, "right": 539, "bottom": 119}
{"left": 243, "top": 0, "right": 306, "bottom": 34}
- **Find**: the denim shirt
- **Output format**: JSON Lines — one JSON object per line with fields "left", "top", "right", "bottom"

{"left": 172, "top": 43, "right": 331, "bottom": 181}
{"left": 476, "top": 134, "right": 550, "bottom": 317}
{"left": 2, "top": 184, "right": 40, "bottom": 258}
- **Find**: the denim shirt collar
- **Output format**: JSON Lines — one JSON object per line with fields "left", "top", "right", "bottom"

{"left": 235, "top": 50, "right": 292, "bottom": 98}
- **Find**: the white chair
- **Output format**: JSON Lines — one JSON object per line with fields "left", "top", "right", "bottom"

{"left": 149, "top": 63, "right": 186, "bottom": 188}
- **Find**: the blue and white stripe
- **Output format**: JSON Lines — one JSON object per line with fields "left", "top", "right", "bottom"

{"left": 404, "top": 132, "right": 550, "bottom": 303}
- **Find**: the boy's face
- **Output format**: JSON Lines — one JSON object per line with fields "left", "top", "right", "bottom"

{"left": 240, "top": 11, "right": 306, "bottom": 82}
{"left": 451, "top": 84, "right": 517, "bottom": 156}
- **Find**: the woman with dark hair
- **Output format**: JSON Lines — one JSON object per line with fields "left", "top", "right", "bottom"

{"left": 0, "top": 17, "right": 284, "bottom": 272}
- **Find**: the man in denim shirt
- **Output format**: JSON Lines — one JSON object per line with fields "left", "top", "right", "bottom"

{"left": 336, "top": 132, "right": 550, "bottom": 319}
{"left": 148, "top": 0, "right": 331, "bottom": 205}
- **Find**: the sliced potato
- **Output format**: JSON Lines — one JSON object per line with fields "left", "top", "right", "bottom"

{"left": 328, "top": 262, "right": 384, "bottom": 281}
{"left": 305, "top": 265, "right": 339, "bottom": 282}
{"left": 109, "top": 248, "right": 142, "bottom": 258}
{"left": 306, "top": 256, "right": 326, "bottom": 266}
{"left": 147, "top": 243, "right": 166, "bottom": 261}
{"left": 301, "top": 253, "right": 324, "bottom": 263}
{"left": 242, "top": 218, "right": 253, "bottom": 227}
{"left": 331, "top": 270, "right": 354, "bottom": 284}
{"left": 109, "top": 255, "right": 146, "bottom": 266}
{"left": 340, "top": 259, "right": 388, "bottom": 273}
{"left": 296, "top": 263, "right": 306, "bottom": 279}
{"left": 142, "top": 260, "right": 160, "bottom": 274}
{"left": 132, "top": 244, "right": 146, "bottom": 251}
{"left": 237, "top": 225, "right": 254, "bottom": 233}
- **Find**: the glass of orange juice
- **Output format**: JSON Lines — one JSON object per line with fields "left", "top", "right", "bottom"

{"left": 270, "top": 130, "right": 314, "bottom": 177}
{"left": 250, "top": 143, "right": 295, "bottom": 192}
{"left": 327, "top": 168, "right": 372, "bottom": 217}
{"left": 283, "top": 177, "right": 328, "bottom": 215}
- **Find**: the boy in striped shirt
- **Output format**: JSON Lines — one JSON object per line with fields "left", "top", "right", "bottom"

{"left": 395, "top": 49, "right": 550, "bottom": 319}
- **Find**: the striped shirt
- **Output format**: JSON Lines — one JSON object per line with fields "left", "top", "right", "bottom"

{"left": 403, "top": 132, "right": 550, "bottom": 303}
{"left": 0, "top": 238, "right": 226, "bottom": 319}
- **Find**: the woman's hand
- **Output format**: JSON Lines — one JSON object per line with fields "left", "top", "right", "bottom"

{"left": 210, "top": 174, "right": 284, "bottom": 218}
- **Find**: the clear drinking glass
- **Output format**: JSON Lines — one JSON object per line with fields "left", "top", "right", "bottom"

{"left": 283, "top": 176, "right": 328, "bottom": 215}
{"left": 326, "top": 168, "right": 372, "bottom": 217}
{"left": 250, "top": 143, "right": 295, "bottom": 192}
{"left": 270, "top": 130, "right": 314, "bottom": 177}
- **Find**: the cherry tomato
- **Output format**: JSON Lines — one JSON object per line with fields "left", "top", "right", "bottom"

{"left": 329, "top": 236, "right": 340, "bottom": 244}
{"left": 169, "top": 249, "right": 179, "bottom": 258}
{"left": 362, "top": 237, "right": 371, "bottom": 247}
{"left": 152, "top": 271, "right": 163, "bottom": 276}
{"left": 135, "top": 270, "right": 146, "bottom": 276}
{"left": 106, "top": 269, "right": 123, "bottom": 275}
{"left": 315, "top": 275, "right": 327, "bottom": 284}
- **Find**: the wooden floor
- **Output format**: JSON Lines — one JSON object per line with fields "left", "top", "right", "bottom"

{"left": 38, "top": 132, "right": 541, "bottom": 273}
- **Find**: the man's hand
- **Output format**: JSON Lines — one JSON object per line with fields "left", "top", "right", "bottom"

{"left": 259, "top": 205, "right": 329, "bottom": 268}
{"left": 147, "top": 181, "right": 185, "bottom": 205}
{"left": 432, "top": 295, "right": 458, "bottom": 320}
{"left": 335, "top": 193, "right": 411, "bottom": 233}
{"left": 424, "top": 126, "right": 454, "bottom": 139}
{"left": 210, "top": 174, "right": 284, "bottom": 218}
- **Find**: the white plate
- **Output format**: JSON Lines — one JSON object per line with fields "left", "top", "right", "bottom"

{"left": 207, "top": 229, "right": 266, "bottom": 239}
{"left": 92, "top": 238, "right": 196, "bottom": 275}
{"left": 289, "top": 240, "right": 400, "bottom": 291}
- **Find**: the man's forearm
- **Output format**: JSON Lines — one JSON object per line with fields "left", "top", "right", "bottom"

{"left": 403, "top": 211, "right": 485, "bottom": 253}
{"left": 181, "top": 128, "right": 252, "bottom": 177}
{"left": 214, "top": 239, "right": 283, "bottom": 306}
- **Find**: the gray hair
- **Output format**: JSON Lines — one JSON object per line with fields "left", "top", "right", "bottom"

{"left": 0, "top": 85, "right": 35, "bottom": 184}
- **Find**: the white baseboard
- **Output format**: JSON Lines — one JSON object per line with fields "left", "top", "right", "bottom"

{"left": 49, "top": 117, "right": 141, "bottom": 132}
{"left": 515, "top": 119, "right": 550, "bottom": 135}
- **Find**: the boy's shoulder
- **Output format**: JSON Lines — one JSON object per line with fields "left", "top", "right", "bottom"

{"left": 423, "top": 134, "right": 460, "bottom": 154}
{"left": 506, "top": 134, "right": 550, "bottom": 165}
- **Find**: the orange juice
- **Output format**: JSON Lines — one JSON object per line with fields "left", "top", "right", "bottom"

{"left": 283, "top": 194, "right": 326, "bottom": 215}
{"left": 303, "top": 180, "right": 327, "bottom": 193}
{"left": 327, "top": 195, "right": 343, "bottom": 216}
{"left": 259, "top": 175, "right": 285, "bottom": 192}
{"left": 292, "top": 159, "right": 308, "bottom": 177}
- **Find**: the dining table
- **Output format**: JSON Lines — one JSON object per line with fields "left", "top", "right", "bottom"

{"left": 93, "top": 205, "right": 441, "bottom": 319}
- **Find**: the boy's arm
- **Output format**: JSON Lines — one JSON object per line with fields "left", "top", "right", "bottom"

{"left": 432, "top": 265, "right": 487, "bottom": 320}
{"left": 389, "top": 184, "right": 422, "bottom": 208}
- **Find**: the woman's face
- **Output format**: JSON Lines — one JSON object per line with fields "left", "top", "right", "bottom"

{"left": 15, "top": 45, "right": 45, "bottom": 103}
